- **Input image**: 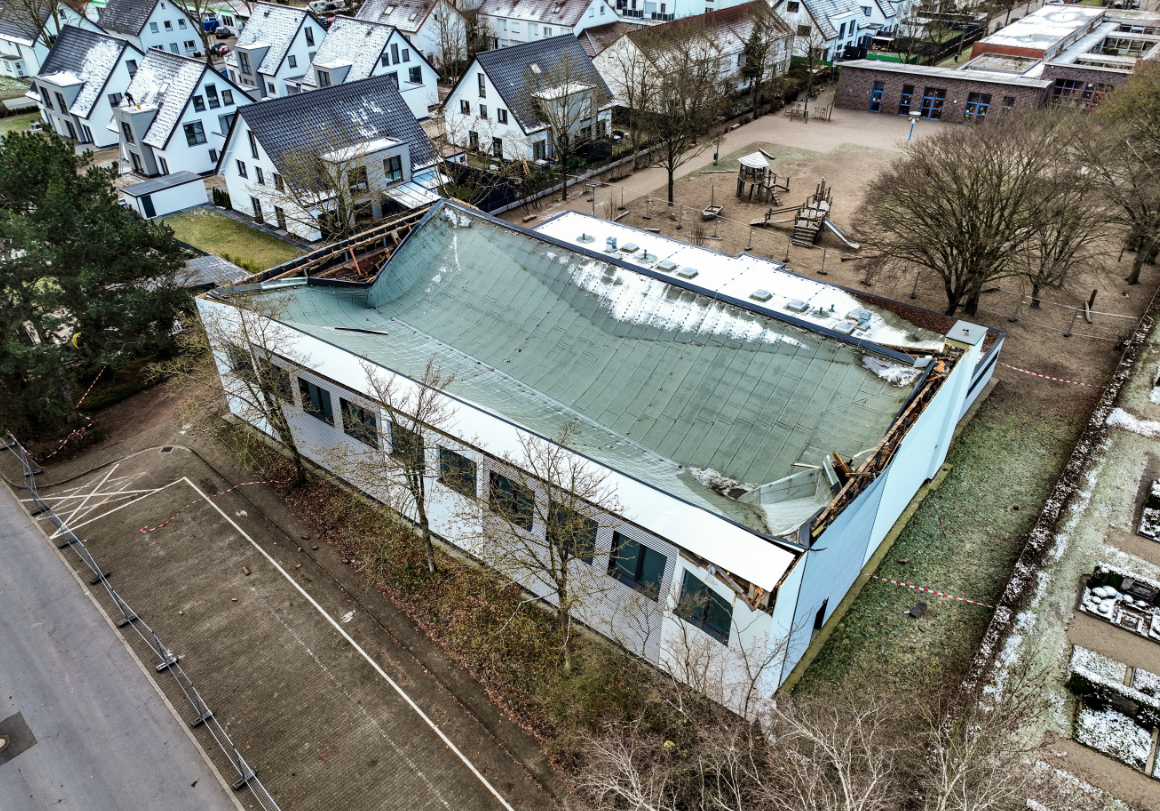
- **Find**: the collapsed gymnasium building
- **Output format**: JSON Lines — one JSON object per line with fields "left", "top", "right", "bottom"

{"left": 200, "top": 201, "right": 1002, "bottom": 707}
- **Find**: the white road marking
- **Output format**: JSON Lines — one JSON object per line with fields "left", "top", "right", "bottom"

{"left": 59, "top": 465, "right": 119, "bottom": 528}
{"left": 50, "top": 481, "right": 184, "bottom": 538}
{"left": 21, "top": 489, "right": 162, "bottom": 502}
{"left": 341, "top": 611, "right": 355, "bottom": 623}
{"left": 186, "top": 478, "right": 517, "bottom": 811}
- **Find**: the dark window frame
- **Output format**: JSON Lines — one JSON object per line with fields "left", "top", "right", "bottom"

{"left": 438, "top": 447, "right": 477, "bottom": 497}
{"left": 341, "top": 398, "right": 378, "bottom": 446}
{"left": 608, "top": 531, "right": 666, "bottom": 598}
{"left": 547, "top": 502, "right": 597, "bottom": 564}
{"left": 489, "top": 471, "right": 534, "bottom": 531}
{"left": 677, "top": 571, "right": 732, "bottom": 643}
{"left": 298, "top": 377, "right": 334, "bottom": 424}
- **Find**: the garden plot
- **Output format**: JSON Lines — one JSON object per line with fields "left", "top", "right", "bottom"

{"left": 1068, "top": 645, "right": 1160, "bottom": 775}
{"left": 1079, "top": 564, "right": 1160, "bottom": 642}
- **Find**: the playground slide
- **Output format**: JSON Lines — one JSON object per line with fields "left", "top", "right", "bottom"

{"left": 824, "top": 219, "right": 861, "bottom": 250}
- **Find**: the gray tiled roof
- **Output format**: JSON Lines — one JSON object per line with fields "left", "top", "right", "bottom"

{"left": 576, "top": 20, "right": 638, "bottom": 57}
{"left": 184, "top": 254, "right": 250, "bottom": 287}
{"left": 355, "top": 0, "right": 442, "bottom": 33}
{"left": 471, "top": 35, "right": 612, "bottom": 133}
{"left": 224, "top": 2, "right": 312, "bottom": 75}
{"left": 122, "top": 49, "right": 213, "bottom": 148}
{"left": 237, "top": 73, "right": 436, "bottom": 176}
{"left": 801, "top": 0, "right": 861, "bottom": 40}
{"left": 38, "top": 26, "right": 134, "bottom": 118}
{"left": 99, "top": 0, "right": 158, "bottom": 36}
{"left": 0, "top": 1, "right": 48, "bottom": 44}
{"left": 300, "top": 15, "right": 395, "bottom": 87}
{"left": 478, "top": 0, "right": 594, "bottom": 28}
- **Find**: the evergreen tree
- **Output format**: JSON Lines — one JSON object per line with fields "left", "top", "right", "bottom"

{"left": 0, "top": 132, "right": 189, "bottom": 431}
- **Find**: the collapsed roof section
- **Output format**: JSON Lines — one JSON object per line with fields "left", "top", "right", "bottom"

{"left": 220, "top": 201, "right": 961, "bottom": 543}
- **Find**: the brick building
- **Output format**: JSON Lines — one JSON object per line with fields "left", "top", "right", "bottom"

{"left": 835, "top": 5, "right": 1160, "bottom": 122}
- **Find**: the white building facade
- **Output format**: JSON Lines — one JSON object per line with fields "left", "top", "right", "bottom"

{"left": 99, "top": 0, "right": 203, "bottom": 57}
{"left": 478, "top": 0, "right": 618, "bottom": 48}
{"left": 293, "top": 16, "right": 440, "bottom": 121}
{"left": 224, "top": 2, "right": 322, "bottom": 99}
{"left": 0, "top": 3, "right": 101, "bottom": 78}
{"left": 354, "top": 0, "right": 467, "bottom": 71}
{"left": 32, "top": 26, "right": 144, "bottom": 148}
{"left": 112, "top": 49, "right": 253, "bottom": 177}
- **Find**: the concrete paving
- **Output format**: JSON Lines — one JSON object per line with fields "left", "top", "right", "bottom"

{"left": 0, "top": 481, "right": 240, "bottom": 811}
{"left": 31, "top": 445, "right": 555, "bottom": 811}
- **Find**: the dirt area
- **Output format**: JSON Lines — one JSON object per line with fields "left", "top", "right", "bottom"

{"left": 92, "top": 385, "right": 186, "bottom": 445}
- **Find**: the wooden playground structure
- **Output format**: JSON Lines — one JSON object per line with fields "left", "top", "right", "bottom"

{"left": 738, "top": 154, "right": 860, "bottom": 250}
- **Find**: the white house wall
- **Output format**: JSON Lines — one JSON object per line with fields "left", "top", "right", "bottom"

{"left": 444, "top": 61, "right": 535, "bottom": 160}
{"left": 137, "top": 1, "right": 202, "bottom": 56}
{"left": 487, "top": 0, "right": 614, "bottom": 47}
{"left": 366, "top": 31, "right": 440, "bottom": 120}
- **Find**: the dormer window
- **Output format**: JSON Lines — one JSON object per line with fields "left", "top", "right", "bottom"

{"left": 318, "top": 70, "right": 331, "bottom": 87}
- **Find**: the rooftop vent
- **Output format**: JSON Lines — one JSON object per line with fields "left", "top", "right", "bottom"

{"left": 847, "top": 307, "right": 873, "bottom": 326}
{"left": 530, "top": 62, "right": 542, "bottom": 73}
{"left": 656, "top": 259, "right": 678, "bottom": 272}
{"left": 577, "top": 232, "right": 594, "bottom": 243}
{"left": 605, "top": 236, "right": 617, "bottom": 252}
{"left": 676, "top": 267, "right": 698, "bottom": 279}
{"left": 832, "top": 322, "right": 856, "bottom": 335}
{"left": 619, "top": 242, "right": 639, "bottom": 253}
{"left": 750, "top": 289, "right": 772, "bottom": 302}
{"left": 786, "top": 299, "right": 809, "bottom": 313}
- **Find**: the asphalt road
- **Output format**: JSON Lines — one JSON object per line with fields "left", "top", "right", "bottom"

{"left": 0, "top": 482, "right": 239, "bottom": 811}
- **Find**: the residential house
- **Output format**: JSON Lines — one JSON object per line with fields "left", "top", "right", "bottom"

{"left": 31, "top": 25, "right": 143, "bottom": 147}
{"left": 223, "top": 2, "right": 322, "bottom": 99}
{"left": 0, "top": 1, "right": 102, "bottom": 78}
{"left": 112, "top": 48, "right": 252, "bottom": 177}
{"left": 216, "top": 74, "right": 439, "bottom": 241}
{"left": 777, "top": 0, "right": 864, "bottom": 62}
{"left": 477, "top": 0, "right": 618, "bottom": 48}
{"left": 99, "top": 0, "right": 202, "bottom": 57}
{"left": 290, "top": 15, "right": 439, "bottom": 121}
{"left": 354, "top": 0, "right": 466, "bottom": 70}
{"left": 594, "top": 2, "right": 792, "bottom": 101}
{"left": 576, "top": 20, "right": 640, "bottom": 58}
{"left": 443, "top": 34, "right": 612, "bottom": 162}
{"left": 198, "top": 200, "right": 999, "bottom": 712}
{"left": 611, "top": 0, "right": 753, "bottom": 25}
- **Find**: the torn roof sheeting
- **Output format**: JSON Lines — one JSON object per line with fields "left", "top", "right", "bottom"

{"left": 250, "top": 203, "right": 922, "bottom": 539}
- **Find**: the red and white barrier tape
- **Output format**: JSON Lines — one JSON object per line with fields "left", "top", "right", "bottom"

{"left": 75, "top": 365, "right": 107, "bottom": 407}
{"left": 140, "top": 478, "right": 292, "bottom": 533}
{"left": 30, "top": 366, "right": 109, "bottom": 463}
{"left": 869, "top": 574, "right": 994, "bottom": 608}
{"left": 999, "top": 363, "right": 1102, "bottom": 388}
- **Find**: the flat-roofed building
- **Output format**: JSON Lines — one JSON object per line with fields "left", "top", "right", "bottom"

{"left": 199, "top": 201, "right": 1001, "bottom": 708}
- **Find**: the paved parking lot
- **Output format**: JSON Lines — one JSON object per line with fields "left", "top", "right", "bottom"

{"left": 31, "top": 445, "right": 553, "bottom": 811}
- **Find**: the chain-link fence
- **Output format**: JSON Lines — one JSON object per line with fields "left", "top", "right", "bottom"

{"left": 2, "top": 434, "right": 282, "bottom": 811}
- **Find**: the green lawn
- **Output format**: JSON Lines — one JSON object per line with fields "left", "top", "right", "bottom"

{"left": 796, "top": 399, "right": 1079, "bottom": 694}
{"left": 163, "top": 207, "right": 303, "bottom": 271}
{"left": 0, "top": 113, "right": 40, "bottom": 137}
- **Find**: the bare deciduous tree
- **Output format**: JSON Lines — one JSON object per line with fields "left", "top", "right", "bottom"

{"left": 155, "top": 294, "right": 312, "bottom": 484}
{"left": 858, "top": 111, "right": 1104, "bottom": 316}
{"left": 740, "top": 2, "right": 792, "bottom": 118}
{"left": 636, "top": 22, "right": 728, "bottom": 203}
{"left": 601, "top": 33, "right": 659, "bottom": 171}
{"left": 458, "top": 421, "right": 622, "bottom": 670}
{"left": 328, "top": 358, "right": 457, "bottom": 575}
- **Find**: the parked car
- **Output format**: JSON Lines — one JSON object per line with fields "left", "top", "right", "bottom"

{"left": 211, "top": 43, "right": 230, "bottom": 56}
{"left": 214, "top": 28, "right": 232, "bottom": 39}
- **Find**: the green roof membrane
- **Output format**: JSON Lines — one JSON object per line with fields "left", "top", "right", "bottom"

{"left": 267, "top": 206, "right": 919, "bottom": 537}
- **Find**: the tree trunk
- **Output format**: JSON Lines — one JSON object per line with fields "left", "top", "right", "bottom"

{"left": 560, "top": 158, "right": 568, "bottom": 202}
{"left": 1128, "top": 252, "right": 1144, "bottom": 285}
{"left": 963, "top": 291, "right": 981, "bottom": 317}
{"left": 667, "top": 169, "right": 675, "bottom": 204}
{"left": 558, "top": 606, "right": 572, "bottom": 671}
{"left": 418, "top": 507, "right": 436, "bottom": 574}
{"left": 1031, "top": 283, "right": 1041, "bottom": 309}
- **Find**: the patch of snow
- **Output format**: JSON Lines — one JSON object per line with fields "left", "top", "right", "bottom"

{"left": 1073, "top": 705, "right": 1152, "bottom": 770}
{"left": 1070, "top": 645, "right": 1127, "bottom": 683}
{"left": 1131, "top": 667, "right": 1160, "bottom": 698}
{"left": 1106, "top": 407, "right": 1160, "bottom": 438}
{"left": 567, "top": 260, "right": 812, "bottom": 350}
{"left": 690, "top": 467, "right": 755, "bottom": 497}
{"left": 861, "top": 355, "right": 922, "bottom": 387}
{"left": 443, "top": 208, "right": 472, "bottom": 229}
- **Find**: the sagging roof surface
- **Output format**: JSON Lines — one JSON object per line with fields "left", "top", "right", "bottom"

{"left": 249, "top": 202, "right": 920, "bottom": 538}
